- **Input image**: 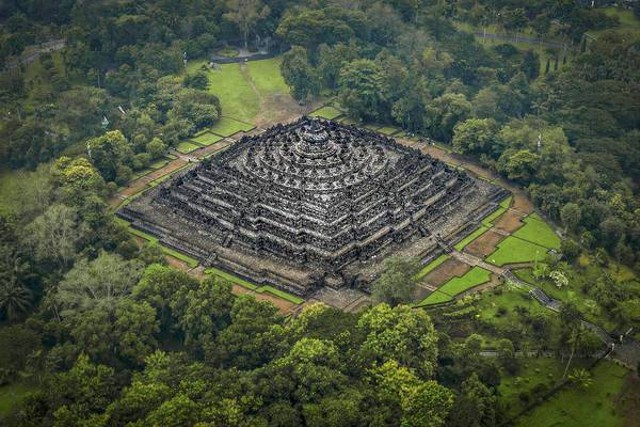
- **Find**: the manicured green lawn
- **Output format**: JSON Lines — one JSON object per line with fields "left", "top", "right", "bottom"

{"left": 438, "top": 266, "right": 492, "bottom": 296}
{"left": 310, "top": 106, "right": 344, "bottom": 120}
{"left": 205, "top": 268, "right": 304, "bottom": 304}
{"left": 512, "top": 215, "right": 561, "bottom": 249}
{"left": 454, "top": 225, "right": 489, "bottom": 251}
{"left": 176, "top": 141, "right": 201, "bottom": 154}
{"left": 0, "top": 382, "right": 35, "bottom": 417}
{"left": 415, "top": 254, "right": 450, "bottom": 280}
{"left": 482, "top": 195, "right": 513, "bottom": 226}
{"left": 193, "top": 62, "right": 259, "bottom": 123}
{"left": 205, "top": 267, "right": 258, "bottom": 290}
{"left": 192, "top": 132, "right": 223, "bottom": 146}
{"left": 486, "top": 236, "right": 548, "bottom": 266}
{"left": 338, "top": 116, "right": 357, "bottom": 125}
{"left": 377, "top": 126, "right": 401, "bottom": 136}
{"left": 516, "top": 361, "right": 628, "bottom": 427}
{"left": 210, "top": 116, "right": 254, "bottom": 137}
{"left": 149, "top": 158, "right": 170, "bottom": 169}
{"left": 188, "top": 57, "right": 290, "bottom": 125}
{"left": 416, "top": 290, "right": 453, "bottom": 306}
{"left": 246, "top": 58, "right": 289, "bottom": 94}
{"left": 256, "top": 285, "right": 304, "bottom": 305}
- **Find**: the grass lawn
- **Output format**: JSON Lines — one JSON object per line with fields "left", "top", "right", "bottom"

{"left": 516, "top": 361, "right": 628, "bottom": 427}
{"left": 310, "top": 106, "right": 343, "bottom": 120}
{"left": 438, "top": 266, "right": 492, "bottom": 296}
{"left": 191, "top": 132, "right": 223, "bottom": 146}
{"left": 455, "top": 225, "right": 489, "bottom": 251}
{"left": 377, "top": 126, "right": 401, "bottom": 136}
{"left": 475, "top": 284, "right": 553, "bottom": 331}
{"left": 205, "top": 267, "right": 258, "bottom": 290}
{"left": 210, "top": 116, "right": 254, "bottom": 137}
{"left": 188, "top": 57, "right": 289, "bottom": 125}
{"left": 205, "top": 268, "right": 304, "bottom": 304}
{"left": 246, "top": 58, "right": 289, "bottom": 94}
{"left": 513, "top": 215, "right": 561, "bottom": 249}
{"left": 149, "top": 158, "right": 170, "bottom": 169}
{"left": 482, "top": 195, "right": 513, "bottom": 226}
{"left": 175, "top": 141, "right": 201, "bottom": 154}
{"left": 256, "top": 285, "right": 304, "bottom": 305}
{"left": 338, "top": 116, "right": 357, "bottom": 125}
{"left": 416, "top": 290, "right": 453, "bottom": 307}
{"left": 486, "top": 236, "right": 548, "bottom": 266}
{"left": 416, "top": 254, "right": 451, "bottom": 280}
{"left": 0, "top": 382, "right": 35, "bottom": 417}
{"left": 191, "top": 62, "right": 259, "bottom": 123}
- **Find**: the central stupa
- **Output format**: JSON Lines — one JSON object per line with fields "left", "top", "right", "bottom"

{"left": 119, "top": 117, "right": 506, "bottom": 295}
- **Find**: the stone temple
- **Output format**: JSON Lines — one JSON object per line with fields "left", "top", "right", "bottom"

{"left": 119, "top": 117, "right": 507, "bottom": 296}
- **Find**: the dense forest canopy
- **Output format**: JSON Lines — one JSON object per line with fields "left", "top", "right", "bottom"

{"left": 0, "top": 0, "right": 639, "bottom": 425}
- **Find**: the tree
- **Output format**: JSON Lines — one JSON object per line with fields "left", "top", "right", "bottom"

{"left": 86, "top": 130, "right": 133, "bottom": 182}
{"left": 211, "top": 295, "right": 282, "bottom": 369}
{"left": 560, "top": 202, "right": 582, "bottom": 233}
{"left": 0, "top": 280, "right": 32, "bottom": 321}
{"left": 447, "top": 373, "right": 497, "bottom": 427}
{"left": 357, "top": 304, "right": 438, "bottom": 377}
{"left": 568, "top": 368, "right": 593, "bottom": 389}
{"left": 24, "top": 204, "right": 87, "bottom": 269}
{"left": 452, "top": 118, "right": 498, "bottom": 155}
{"left": 338, "top": 59, "right": 387, "bottom": 121}
{"left": 401, "top": 380, "right": 454, "bottom": 427}
{"left": 223, "top": 0, "right": 270, "bottom": 50}
{"left": 372, "top": 257, "right": 420, "bottom": 306}
{"left": 497, "top": 149, "right": 540, "bottom": 183}
{"left": 425, "top": 93, "right": 472, "bottom": 142}
{"left": 55, "top": 251, "right": 144, "bottom": 316}
{"left": 280, "top": 47, "right": 318, "bottom": 101}
{"left": 521, "top": 50, "right": 540, "bottom": 80}
{"left": 146, "top": 137, "right": 167, "bottom": 159}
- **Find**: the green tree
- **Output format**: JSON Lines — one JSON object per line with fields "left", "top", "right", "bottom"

{"left": 452, "top": 118, "right": 498, "bottom": 155}
{"left": 281, "top": 46, "right": 318, "bottom": 101}
{"left": 86, "top": 130, "right": 134, "bottom": 182}
{"left": 357, "top": 304, "right": 438, "bottom": 377}
{"left": 338, "top": 59, "right": 387, "bottom": 121}
{"left": 223, "top": 0, "right": 270, "bottom": 50}
{"left": 372, "top": 257, "right": 420, "bottom": 306}
{"left": 425, "top": 93, "right": 472, "bottom": 142}
{"left": 560, "top": 202, "right": 582, "bottom": 233}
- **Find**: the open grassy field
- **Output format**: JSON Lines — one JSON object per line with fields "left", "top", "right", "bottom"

{"left": 187, "top": 57, "right": 289, "bottom": 126}
{"left": 245, "top": 57, "right": 289, "bottom": 94}
{"left": 310, "top": 106, "right": 344, "bottom": 120}
{"left": 417, "top": 290, "right": 453, "bottom": 306}
{"left": 512, "top": 214, "right": 561, "bottom": 249}
{"left": 486, "top": 236, "right": 548, "bottom": 266}
{"left": 516, "top": 361, "right": 628, "bottom": 427}
{"left": 192, "top": 132, "right": 223, "bottom": 146}
{"left": 210, "top": 116, "right": 254, "bottom": 137}
{"left": 438, "top": 266, "right": 492, "bottom": 295}
{"left": 175, "top": 141, "right": 200, "bottom": 154}
{"left": 377, "top": 126, "right": 402, "bottom": 136}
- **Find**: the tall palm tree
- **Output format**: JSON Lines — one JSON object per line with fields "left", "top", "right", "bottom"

{"left": 0, "top": 279, "right": 32, "bottom": 321}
